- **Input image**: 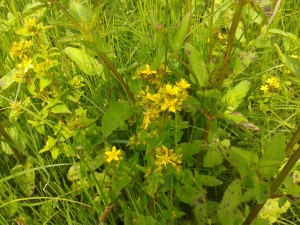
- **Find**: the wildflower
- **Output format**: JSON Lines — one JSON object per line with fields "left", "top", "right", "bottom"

{"left": 217, "top": 32, "right": 227, "bottom": 40}
{"left": 142, "top": 109, "right": 159, "bottom": 129}
{"left": 105, "top": 146, "right": 122, "bottom": 164}
{"left": 23, "top": 17, "right": 39, "bottom": 34}
{"left": 266, "top": 77, "right": 280, "bottom": 89}
{"left": 10, "top": 39, "right": 33, "bottom": 59}
{"left": 176, "top": 79, "right": 191, "bottom": 89}
{"left": 10, "top": 101, "right": 22, "bottom": 113}
{"left": 161, "top": 98, "right": 179, "bottom": 113}
{"left": 260, "top": 85, "right": 269, "bottom": 95}
{"left": 164, "top": 84, "right": 180, "bottom": 96}
{"left": 157, "top": 64, "right": 172, "bottom": 75}
{"left": 155, "top": 146, "right": 182, "bottom": 171}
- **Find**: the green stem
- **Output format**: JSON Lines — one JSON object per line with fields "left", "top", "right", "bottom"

{"left": 243, "top": 125, "right": 300, "bottom": 224}
{"left": 95, "top": 51, "right": 136, "bottom": 105}
{"left": 159, "top": 111, "right": 170, "bottom": 134}
{"left": 216, "top": 0, "right": 248, "bottom": 90}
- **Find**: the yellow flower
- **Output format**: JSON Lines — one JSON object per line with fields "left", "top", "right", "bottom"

{"left": 260, "top": 85, "right": 269, "bottom": 95}
{"left": 105, "top": 146, "right": 121, "bottom": 164}
{"left": 138, "top": 64, "right": 157, "bottom": 78}
{"left": 155, "top": 146, "right": 182, "bottom": 171}
{"left": 164, "top": 84, "right": 180, "bottom": 96}
{"left": 10, "top": 39, "right": 33, "bottom": 59}
{"left": 266, "top": 77, "right": 280, "bottom": 89}
{"left": 161, "top": 98, "right": 178, "bottom": 113}
{"left": 176, "top": 79, "right": 191, "bottom": 89}
{"left": 24, "top": 17, "right": 39, "bottom": 34}
{"left": 217, "top": 32, "right": 227, "bottom": 40}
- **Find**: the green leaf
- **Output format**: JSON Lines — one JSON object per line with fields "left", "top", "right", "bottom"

{"left": 203, "top": 149, "right": 223, "bottom": 167}
{"left": 270, "top": 29, "right": 300, "bottom": 45}
{"left": 50, "top": 103, "right": 71, "bottom": 114}
{"left": 69, "top": 1, "right": 91, "bottom": 23}
{"left": 202, "top": 89, "right": 222, "bottom": 99}
{"left": 63, "top": 47, "right": 104, "bottom": 76}
{"left": 274, "top": 44, "right": 300, "bottom": 79}
{"left": 284, "top": 171, "right": 300, "bottom": 199}
{"left": 252, "top": 176, "right": 269, "bottom": 203}
{"left": 175, "top": 183, "right": 199, "bottom": 205}
{"left": 228, "top": 50, "right": 256, "bottom": 78}
{"left": 170, "top": 13, "right": 191, "bottom": 52}
{"left": 223, "top": 111, "right": 248, "bottom": 124}
{"left": 185, "top": 43, "right": 207, "bottom": 87}
{"left": 228, "top": 147, "right": 258, "bottom": 179}
{"left": 102, "top": 101, "right": 133, "bottom": 137}
{"left": 217, "top": 179, "right": 243, "bottom": 225}
{"left": 11, "top": 162, "right": 35, "bottom": 196}
{"left": 195, "top": 174, "right": 223, "bottom": 187}
{"left": 67, "top": 164, "right": 81, "bottom": 181}
{"left": 51, "top": 147, "right": 60, "bottom": 159}
{"left": 1, "top": 126, "right": 27, "bottom": 155}
{"left": 112, "top": 171, "right": 132, "bottom": 196}
{"left": 258, "top": 198, "right": 291, "bottom": 224}
{"left": 258, "top": 132, "right": 286, "bottom": 178}
{"left": 143, "top": 173, "right": 164, "bottom": 197}
{"left": 0, "top": 68, "right": 16, "bottom": 91}
{"left": 39, "top": 76, "right": 52, "bottom": 91}
{"left": 22, "top": 2, "right": 46, "bottom": 17}
{"left": 221, "top": 80, "right": 250, "bottom": 111}
{"left": 39, "top": 136, "right": 57, "bottom": 153}
{"left": 176, "top": 140, "right": 204, "bottom": 156}
{"left": 92, "top": 32, "right": 114, "bottom": 54}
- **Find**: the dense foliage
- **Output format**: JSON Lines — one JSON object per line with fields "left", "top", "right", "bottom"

{"left": 0, "top": 0, "right": 300, "bottom": 224}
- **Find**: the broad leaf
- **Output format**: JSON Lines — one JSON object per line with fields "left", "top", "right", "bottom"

{"left": 228, "top": 147, "right": 258, "bottom": 179}
{"left": 185, "top": 43, "right": 207, "bottom": 87}
{"left": 203, "top": 148, "right": 223, "bottom": 168}
{"left": 221, "top": 80, "right": 250, "bottom": 111}
{"left": 194, "top": 174, "right": 223, "bottom": 187}
{"left": 284, "top": 170, "right": 300, "bottom": 199}
{"left": 217, "top": 179, "right": 243, "bottom": 225}
{"left": 228, "top": 50, "right": 256, "bottom": 78}
{"left": 63, "top": 47, "right": 104, "bottom": 76}
{"left": 69, "top": 1, "right": 91, "bottom": 23}
{"left": 170, "top": 13, "right": 191, "bottom": 52}
{"left": 50, "top": 103, "right": 71, "bottom": 114}
{"left": 0, "top": 68, "right": 16, "bottom": 91}
{"left": 102, "top": 101, "right": 133, "bottom": 137}
{"left": 274, "top": 44, "right": 300, "bottom": 79}
{"left": 11, "top": 162, "right": 35, "bottom": 196}
{"left": 258, "top": 132, "right": 286, "bottom": 178}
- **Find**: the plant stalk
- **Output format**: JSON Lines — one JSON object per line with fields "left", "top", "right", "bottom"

{"left": 203, "top": 0, "right": 248, "bottom": 142}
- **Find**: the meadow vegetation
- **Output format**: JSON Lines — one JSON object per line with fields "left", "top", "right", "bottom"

{"left": 0, "top": 0, "right": 300, "bottom": 224}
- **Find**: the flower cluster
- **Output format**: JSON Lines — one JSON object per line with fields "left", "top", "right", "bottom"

{"left": 10, "top": 39, "right": 33, "bottom": 59}
{"left": 134, "top": 64, "right": 172, "bottom": 87}
{"left": 260, "top": 76, "right": 280, "bottom": 95}
{"left": 154, "top": 146, "right": 182, "bottom": 172}
{"left": 139, "top": 79, "right": 190, "bottom": 129}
